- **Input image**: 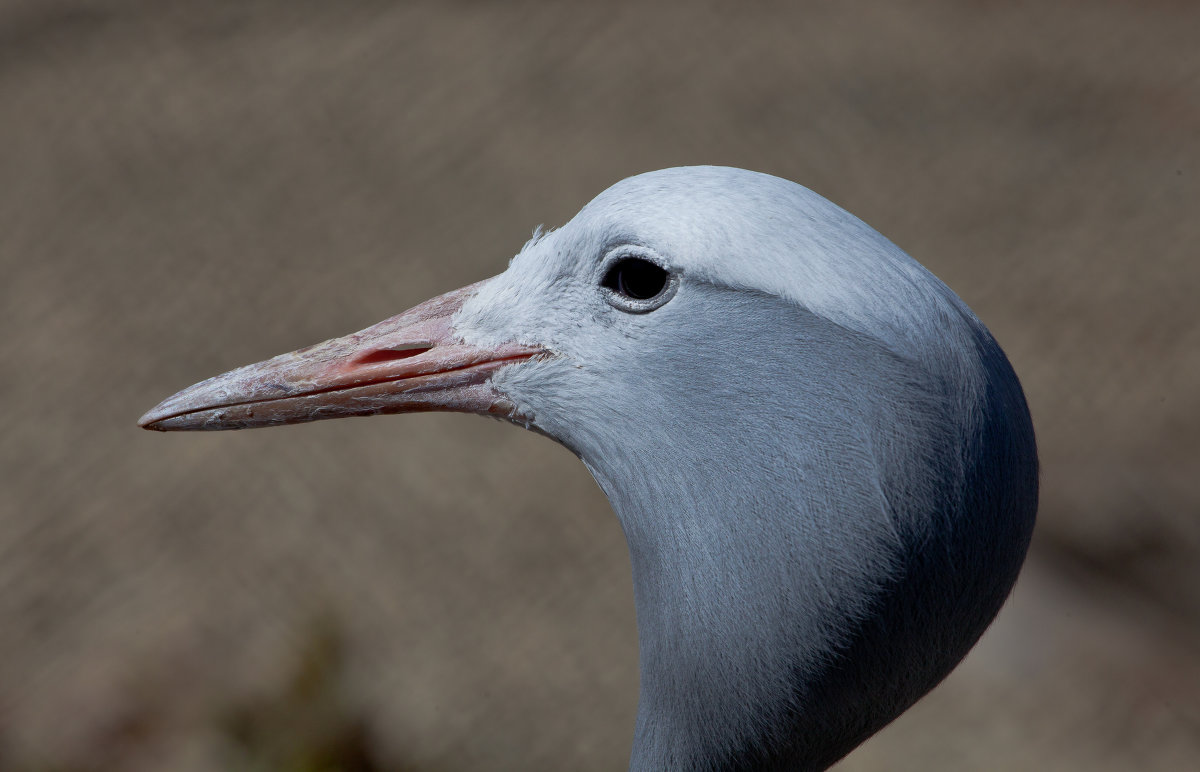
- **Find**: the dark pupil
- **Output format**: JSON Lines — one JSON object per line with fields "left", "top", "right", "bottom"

{"left": 603, "top": 258, "right": 667, "bottom": 300}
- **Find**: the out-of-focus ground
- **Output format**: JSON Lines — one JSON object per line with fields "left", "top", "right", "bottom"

{"left": 1, "top": 1, "right": 1198, "bottom": 770}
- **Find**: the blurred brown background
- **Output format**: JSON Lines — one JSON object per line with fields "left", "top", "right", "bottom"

{"left": 2, "top": 1, "right": 1198, "bottom": 770}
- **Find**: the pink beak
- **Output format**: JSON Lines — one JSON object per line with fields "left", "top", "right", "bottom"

{"left": 138, "top": 281, "right": 545, "bottom": 431}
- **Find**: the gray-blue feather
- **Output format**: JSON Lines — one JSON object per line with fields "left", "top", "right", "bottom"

{"left": 457, "top": 167, "right": 1038, "bottom": 771}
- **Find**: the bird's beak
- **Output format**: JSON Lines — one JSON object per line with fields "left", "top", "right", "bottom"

{"left": 138, "top": 281, "right": 544, "bottom": 431}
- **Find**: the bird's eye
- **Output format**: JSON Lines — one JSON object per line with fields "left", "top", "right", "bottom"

{"left": 600, "top": 257, "right": 677, "bottom": 313}
{"left": 603, "top": 258, "right": 667, "bottom": 300}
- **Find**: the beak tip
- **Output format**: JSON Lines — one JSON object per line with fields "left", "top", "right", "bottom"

{"left": 138, "top": 407, "right": 166, "bottom": 431}
{"left": 139, "top": 392, "right": 188, "bottom": 431}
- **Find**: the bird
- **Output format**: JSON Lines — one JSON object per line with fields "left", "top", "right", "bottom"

{"left": 140, "top": 166, "right": 1038, "bottom": 771}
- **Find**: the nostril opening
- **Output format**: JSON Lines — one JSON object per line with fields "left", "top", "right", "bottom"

{"left": 352, "top": 346, "right": 432, "bottom": 366}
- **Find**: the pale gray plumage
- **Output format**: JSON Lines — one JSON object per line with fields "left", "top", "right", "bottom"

{"left": 141, "top": 166, "right": 1038, "bottom": 771}
{"left": 456, "top": 167, "right": 1036, "bottom": 769}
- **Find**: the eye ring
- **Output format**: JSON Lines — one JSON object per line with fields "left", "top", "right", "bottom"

{"left": 599, "top": 254, "right": 679, "bottom": 314}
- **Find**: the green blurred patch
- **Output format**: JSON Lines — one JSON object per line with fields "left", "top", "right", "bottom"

{"left": 7, "top": 617, "right": 446, "bottom": 772}
{"left": 218, "top": 618, "right": 386, "bottom": 772}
